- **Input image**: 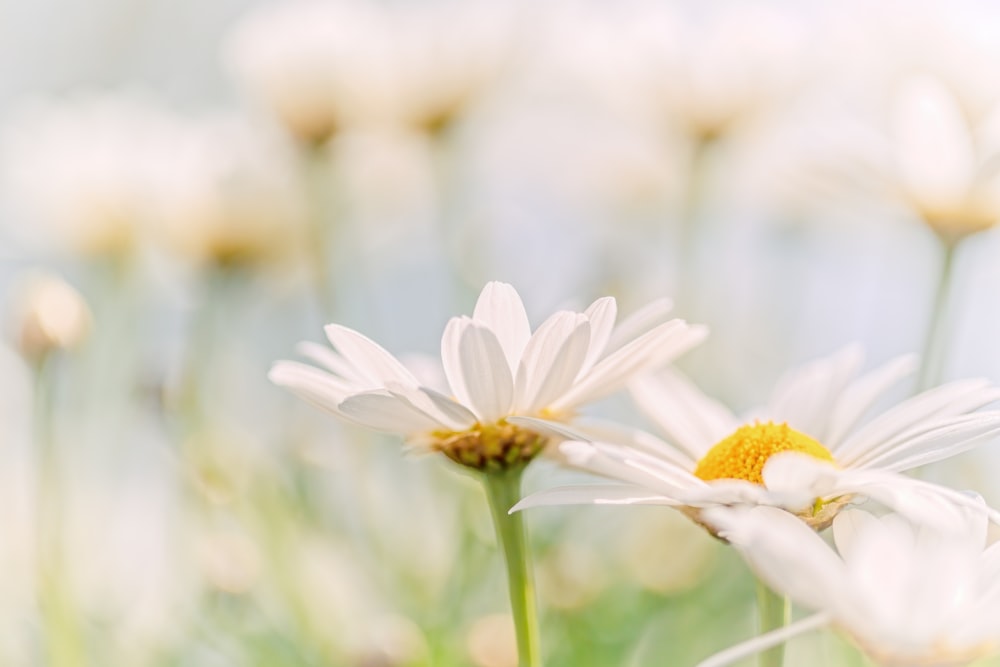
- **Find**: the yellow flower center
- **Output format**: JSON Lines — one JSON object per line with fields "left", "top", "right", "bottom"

{"left": 432, "top": 421, "right": 548, "bottom": 472}
{"left": 693, "top": 421, "right": 835, "bottom": 485}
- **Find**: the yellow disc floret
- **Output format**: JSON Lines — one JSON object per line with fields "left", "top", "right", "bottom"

{"left": 693, "top": 421, "right": 835, "bottom": 485}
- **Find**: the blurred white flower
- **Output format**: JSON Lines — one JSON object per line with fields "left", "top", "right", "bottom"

{"left": 149, "top": 114, "right": 309, "bottom": 269}
{"left": 225, "top": 0, "right": 514, "bottom": 143}
{"left": 270, "top": 281, "right": 705, "bottom": 470}
{"left": 541, "top": 0, "right": 807, "bottom": 141}
{"left": 890, "top": 75, "right": 1000, "bottom": 244}
{"left": 0, "top": 93, "right": 175, "bottom": 257}
{"left": 514, "top": 346, "right": 1000, "bottom": 533}
{"left": 8, "top": 272, "right": 91, "bottom": 361}
{"left": 698, "top": 505, "right": 1000, "bottom": 667}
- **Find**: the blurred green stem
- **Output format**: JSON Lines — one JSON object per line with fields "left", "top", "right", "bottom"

{"left": 33, "top": 355, "right": 86, "bottom": 667}
{"left": 482, "top": 467, "right": 542, "bottom": 667}
{"left": 755, "top": 579, "right": 789, "bottom": 667}
{"left": 303, "top": 142, "right": 340, "bottom": 321}
{"left": 917, "top": 238, "right": 958, "bottom": 392}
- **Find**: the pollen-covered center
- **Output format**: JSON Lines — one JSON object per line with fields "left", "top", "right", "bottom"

{"left": 432, "top": 421, "right": 548, "bottom": 472}
{"left": 693, "top": 421, "right": 835, "bottom": 485}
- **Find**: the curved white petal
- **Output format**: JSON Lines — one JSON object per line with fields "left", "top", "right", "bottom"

{"left": 511, "top": 484, "right": 681, "bottom": 513}
{"left": 630, "top": 369, "right": 738, "bottom": 460}
{"left": 849, "top": 412, "right": 1000, "bottom": 473}
{"left": 694, "top": 613, "right": 832, "bottom": 667}
{"left": 440, "top": 316, "right": 474, "bottom": 406}
{"left": 605, "top": 297, "right": 673, "bottom": 354}
{"left": 385, "top": 383, "right": 477, "bottom": 432}
{"left": 825, "top": 354, "right": 917, "bottom": 450}
{"left": 324, "top": 323, "right": 418, "bottom": 386}
{"left": 268, "top": 361, "right": 353, "bottom": 413}
{"left": 514, "top": 312, "right": 590, "bottom": 412}
{"left": 766, "top": 345, "right": 863, "bottom": 442}
{"left": 296, "top": 341, "right": 359, "bottom": 380}
{"left": 471, "top": 281, "right": 531, "bottom": 373}
{"left": 704, "top": 505, "right": 849, "bottom": 611}
{"left": 549, "top": 320, "right": 707, "bottom": 412}
{"left": 835, "top": 379, "right": 1000, "bottom": 467}
{"left": 457, "top": 323, "right": 513, "bottom": 422}
{"left": 581, "top": 296, "right": 617, "bottom": 371}
{"left": 338, "top": 390, "right": 448, "bottom": 434}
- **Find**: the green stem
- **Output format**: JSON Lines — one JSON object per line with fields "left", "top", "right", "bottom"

{"left": 481, "top": 467, "right": 542, "bottom": 667}
{"left": 755, "top": 578, "right": 789, "bottom": 667}
{"left": 917, "top": 238, "right": 959, "bottom": 392}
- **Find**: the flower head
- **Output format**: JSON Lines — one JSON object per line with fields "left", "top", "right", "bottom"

{"left": 698, "top": 504, "right": 1000, "bottom": 667}
{"left": 270, "top": 282, "right": 706, "bottom": 471}
{"left": 514, "top": 346, "right": 1000, "bottom": 531}
{"left": 225, "top": 0, "right": 513, "bottom": 143}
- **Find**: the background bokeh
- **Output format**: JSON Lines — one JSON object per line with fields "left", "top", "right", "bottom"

{"left": 2, "top": 0, "right": 1000, "bottom": 665}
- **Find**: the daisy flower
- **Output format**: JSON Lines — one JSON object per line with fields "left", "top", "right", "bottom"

{"left": 697, "top": 504, "right": 1000, "bottom": 667}
{"left": 512, "top": 346, "right": 1000, "bottom": 532}
{"left": 270, "top": 281, "right": 706, "bottom": 471}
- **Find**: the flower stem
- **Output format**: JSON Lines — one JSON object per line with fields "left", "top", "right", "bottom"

{"left": 755, "top": 578, "right": 789, "bottom": 667}
{"left": 917, "top": 238, "right": 959, "bottom": 392}
{"left": 481, "top": 467, "right": 542, "bottom": 667}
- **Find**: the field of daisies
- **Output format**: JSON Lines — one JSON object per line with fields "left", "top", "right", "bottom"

{"left": 4, "top": 0, "right": 1000, "bottom": 666}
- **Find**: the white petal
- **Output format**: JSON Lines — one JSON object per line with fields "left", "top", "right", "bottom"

{"left": 268, "top": 361, "right": 352, "bottom": 413}
{"left": 557, "top": 440, "right": 702, "bottom": 493}
{"left": 766, "top": 345, "right": 863, "bottom": 442}
{"left": 835, "top": 379, "right": 1000, "bottom": 467}
{"left": 571, "top": 416, "right": 699, "bottom": 469}
{"left": 471, "top": 281, "right": 531, "bottom": 373}
{"left": 629, "top": 369, "right": 739, "bottom": 460}
{"left": 825, "top": 354, "right": 918, "bottom": 450}
{"left": 581, "top": 296, "right": 617, "bottom": 371}
{"left": 385, "top": 383, "right": 477, "bottom": 432}
{"left": 441, "top": 316, "right": 474, "bottom": 406}
{"left": 849, "top": 412, "right": 1000, "bottom": 473}
{"left": 338, "top": 390, "right": 447, "bottom": 434}
{"left": 549, "top": 320, "right": 707, "bottom": 412}
{"left": 605, "top": 297, "right": 673, "bottom": 354}
{"left": 457, "top": 323, "right": 514, "bottom": 422}
{"left": 296, "top": 341, "right": 359, "bottom": 380}
{"left": 514, "top": 311, "right": 590, "bottom": 412}
{"left": 831, "top": 509, "right": 881, "bottom": 562}
{"left": 511, "top": 484, "right": 681, "bottom": 513}
{"left": 324, "top": 324, "right": 418, "bottom": 387}
{"left": 694, "top": 613, "right": 832, "bottom": 667}
{"left": 704, "top": 505, "right": 849, "bottom": 611}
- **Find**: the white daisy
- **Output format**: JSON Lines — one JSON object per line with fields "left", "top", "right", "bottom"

{"left": 512, "top": 346, "right": 1000, "bottom": 530}
{"left": 697, "top": 504, "right": 1000, "bottom": 667}
{"left": 269, "top": 282, "right": 706, "bottom": 470}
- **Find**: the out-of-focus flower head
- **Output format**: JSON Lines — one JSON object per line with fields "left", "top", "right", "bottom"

{"left": 699, "top": 504, "right": 1000, "bottom": 667}
{"left": 541, "top": 0, "right": 808, "bottom": 142}
{"left": 889, "top": 75, "right": 1000, "bottom": 245}
{"left": 224, "top": 0, "right": 515, "bottom": 144}
{"left": 0, "top": 92, "right": 176, "bottom": 258}
{"left": 8, "top": 272, "right": 91, "bottom": 362}
{"left": 148, "top": 114, "right": 309, "bottom": 270}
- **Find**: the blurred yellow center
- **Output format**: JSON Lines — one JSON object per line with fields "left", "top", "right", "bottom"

{"left": 693, "top": 421, "right": 835, "bottom": 485}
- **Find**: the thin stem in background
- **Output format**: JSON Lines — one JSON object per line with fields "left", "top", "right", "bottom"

{"left": 675, "top": 135, "right": 717, "bottom": 321}
{"left": 481, "top": 467, "right": 542, "bottom": 667}
{"left": 302, "top": 142, "right": 341, "bottom": 322}
{"left": 917, "top": 237, "right": 959, "bottom": 392}
{"left": 32, "top": 354, "right": 86, "bottom": 667}
{"left": 755, "top": 578, "right": 789, "bottom": 667}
